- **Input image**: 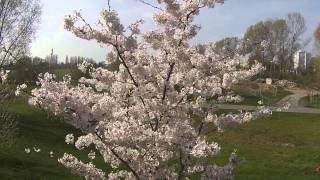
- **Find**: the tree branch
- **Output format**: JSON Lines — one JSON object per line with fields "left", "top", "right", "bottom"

{"left": 107, "top": 0, "right": 111, "bottom": 11}
{"left": 161, "top": 62, "right": 175, "bottom": 103}
{"left": 94, "top": 132, "right": 141, "bottom": 180}
{"left": 137, "top": 0, "right": 163, "bottom": 11}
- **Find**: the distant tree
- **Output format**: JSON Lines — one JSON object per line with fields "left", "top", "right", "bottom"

{"left": 286, "top": 12, "right": 308, "bottom": 70}
{"left": 269, "top": 19, "right": 289, "bottom": 75}
{"left": 244, "top": 12, "right": 308, "bottom": 78}
{"left": 8, "top": 56, "right": 49, "bottom": 85}
{"left": 244, "top": 21, "right": 270, "bottom": 64}
{"left": 315, "top": 25, "right": 320, "bottom": 56}
{"left": 309, "top": 57, "right": 320, "bottom": 88}
{"left": 210, "top": 37, "right": 240, "bottom": 58}
{"left": 0, "top": 0, "right": 41, "bottom": 67}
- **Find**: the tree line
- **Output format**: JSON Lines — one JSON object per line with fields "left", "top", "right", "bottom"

{"left": 211, "top": 12, "right": 320, "bottom": 89}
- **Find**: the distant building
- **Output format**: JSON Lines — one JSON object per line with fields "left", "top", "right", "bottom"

{"left": 65, "top": 56, "right": 69, "bottom": 64}
{"left": 293, "top": 50, "right": 310, "bottom": 70}
{"left": 45, "top": 54, "right": 58, "bottom": 65}
{"left": 45, "top": 49, "right": 58, "bottom": 65}
{"left": 67, "top": 56, "right": 95, "bottom": 65}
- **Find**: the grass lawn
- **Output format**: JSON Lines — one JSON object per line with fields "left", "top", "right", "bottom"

{"left": 206, "top": 112, "right": 320, "bottom": 180}
{"left": 1, "top": 98, "right": 320, "bottom": 179}
{"left": 0, "top": 98, "right": 107, "bottom": 180}
{"left": 236, "top": 88, "right": 291, "bottom": 106}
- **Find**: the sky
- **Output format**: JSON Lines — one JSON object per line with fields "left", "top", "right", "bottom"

{"left": 30, "top": 0, "right": 320, "bottom": 63}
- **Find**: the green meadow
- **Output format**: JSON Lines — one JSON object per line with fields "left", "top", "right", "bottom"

{"left": 1, "top": 98, "right": 320, "bottom": 179}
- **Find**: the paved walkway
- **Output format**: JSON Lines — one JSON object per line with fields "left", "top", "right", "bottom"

{"left": 218, "top": 88, "right": 320, "bottom": 114}
{"left": 276, "top": 88, "right": 320, "bottom": 108}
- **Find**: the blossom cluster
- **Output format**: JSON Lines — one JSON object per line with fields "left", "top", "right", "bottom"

{"left": 0, "top": 70, "right": 10, "bottom": 84}
{"left": 213, "top": 106, "right": 271, "bottom": 132}
{"left": 217, "top": 94, "right": 243, "bottom": 103}
{"left": 15, "top": 84, "right": 27, "bottom": 96}
{"left": 29, "top": 0, "right": 264, "bottom": 179}
{"left": 275, "top": 80, "right": 297, "bottom": 88}
{"left": 24, "top": 146, "right": 54, "bottom": 158}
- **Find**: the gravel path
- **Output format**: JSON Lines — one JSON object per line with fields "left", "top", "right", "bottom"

{"left": 218, "top": 88, "right": 320, "bottom": 114}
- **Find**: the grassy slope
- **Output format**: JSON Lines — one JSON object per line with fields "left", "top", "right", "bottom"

{"left": 1, "top": 99, "right": 320, "bottom": 179}
{"left": 0, "top": 98, "right": 107, "bottom": 180}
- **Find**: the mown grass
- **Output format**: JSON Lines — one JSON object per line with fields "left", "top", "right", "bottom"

{"left": 1, "top": 98, "right": 320, "bottom": 179}
{"left": 207, "top": 112, "right": 320, "bottom": 180}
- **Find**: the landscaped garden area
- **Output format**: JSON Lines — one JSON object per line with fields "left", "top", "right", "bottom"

{"left": 227, "top": 81, "right": 292, "bottom": 106}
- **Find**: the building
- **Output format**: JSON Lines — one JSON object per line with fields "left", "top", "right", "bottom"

{"left": 67, "top": 56, "right": 95, "bottom": 65}
{"left": 45, "top": 54, "right": 58, "bottom": 65}
{"left": 293, "top": 50, "right": 310, "bottom": 70}
{"left": 45, "top": 49, "right": 58, "bottom": 65}
{"left": 65, "top": 56, "right": 69, "bottom": 64}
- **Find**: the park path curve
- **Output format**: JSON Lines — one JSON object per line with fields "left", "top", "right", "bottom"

{"left": 218, "top": 88, "right": 320, "bottom": 114}
{"left": 276, "top": 88, "right": 319, "bottom": 108}
{"left": 217, "top": 104, "right": 320, "bottom": 114}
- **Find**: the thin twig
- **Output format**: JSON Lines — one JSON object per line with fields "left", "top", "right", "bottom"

{"left": 137, "top": 0, "right": 163, "bottom": 11}
{"left": 107, "top": 0, "right": 111, "bottom": 11}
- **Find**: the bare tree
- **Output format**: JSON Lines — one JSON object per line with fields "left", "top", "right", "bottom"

{"left": 0, "top": 0, "right": 41, "bottom": 67}
{"left": 315, "top": 25, "right": 320, "bottom": 56}
{"left": 286, "top": 12, "right": 307, "bottom": 70}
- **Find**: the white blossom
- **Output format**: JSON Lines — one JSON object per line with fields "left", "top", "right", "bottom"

{"left": 25, "top": 148, "right": 31, "bottom": 154}
{"left": 58, "top": 153, "right": 106, "bottom": 180}
{"left": 15, "top": 83, "right": 27, "bottom": 96}
{"left": 88, "top": 150, "right": 96, "bottom": 160}
{"left": 65, "top": 134, "right": 75, "bottom": 145}
{"left": 191, "top": 138, "right": 220, "bottom": 158}
{"left": 0, "top": 70, "right": 10, "bottom": 84}
{"left": 50, "top": 151, "right": 54, "bottom": 158}
{"left": 33, "top": 147, "right": 41, "bottom": 152}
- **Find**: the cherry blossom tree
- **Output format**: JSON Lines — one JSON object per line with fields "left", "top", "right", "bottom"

{"left": 28, "top": 0, "right": 266, "bottom": 179}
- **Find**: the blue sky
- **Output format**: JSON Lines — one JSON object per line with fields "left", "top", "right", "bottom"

{"left": 30, "top": 0, "right": 320, "bottom": 62}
